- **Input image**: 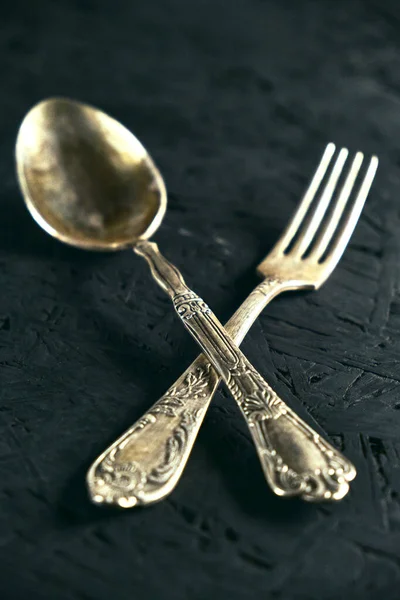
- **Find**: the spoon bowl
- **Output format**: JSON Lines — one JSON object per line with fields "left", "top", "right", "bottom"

{"left": 16, "top": 97, "right": 166, "bottom": 250}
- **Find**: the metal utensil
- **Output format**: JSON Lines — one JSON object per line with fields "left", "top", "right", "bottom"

{"left": 16, "top": 99, "right": 366, "bottom": 504}
{"left": 86, "top": 143, "right": 378, "bottom": 507}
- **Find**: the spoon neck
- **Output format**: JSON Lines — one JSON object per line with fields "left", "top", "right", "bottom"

{"left": 135, "top": 240, "right": 189, "bottom": 299}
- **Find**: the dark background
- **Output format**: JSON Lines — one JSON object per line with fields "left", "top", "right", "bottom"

{"left": 1, "top": 0, "right": 400, "bottom": 598}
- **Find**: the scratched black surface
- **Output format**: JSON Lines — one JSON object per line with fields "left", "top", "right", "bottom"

{"left": 1, "top": 0, "right": 400, "bottom": 598}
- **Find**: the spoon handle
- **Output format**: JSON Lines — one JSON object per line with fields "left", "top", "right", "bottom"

{"left": 87, "top": 241, "right": 356, "bottom": 506}
{"left": 86, "top": 270, "right": 284, "bottom": 507}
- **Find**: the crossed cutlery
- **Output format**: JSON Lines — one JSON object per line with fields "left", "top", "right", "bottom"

{"left": 15, "top": 99, "right": 378, "bottom": 506}
{"left": 86, "top": 143, "right": 378, "bottom": 507}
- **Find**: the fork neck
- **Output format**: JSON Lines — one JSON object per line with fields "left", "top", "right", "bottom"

{"left": 225, "top": 277, "right": 289, "bottom": 345}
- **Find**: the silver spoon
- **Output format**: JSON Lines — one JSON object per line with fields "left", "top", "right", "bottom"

{"left": 16, "top": 98, "right": 355, "bottom": 503}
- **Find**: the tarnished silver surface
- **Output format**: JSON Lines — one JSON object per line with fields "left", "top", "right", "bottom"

{"left": 15, "top": 102, "right": 376, "bottom": 505}
{"left": 87, "top": 144, "right": 377, "bottom": 507}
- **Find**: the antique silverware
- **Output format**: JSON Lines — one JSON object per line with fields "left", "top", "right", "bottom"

{"left": 86, "top": 143, "right": 378, "bottom": 508}
{"left": 16, "top": 98, "right": 373, "bottom": 505}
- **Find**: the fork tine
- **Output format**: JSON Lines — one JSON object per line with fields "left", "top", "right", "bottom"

{"left": 272, "top": 143, "right": 336, "bottom": 255}
{"left": 323, "top": 155, "right": 379, "bottom": 267}
{"left": 308, "top": 152, "right": 364, "bottom": 261}
{"left": 290, "top": 147, "right": 349, "bottom": 258}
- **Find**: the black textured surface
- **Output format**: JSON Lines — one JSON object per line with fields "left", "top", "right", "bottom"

{"left": 1, "top": 0, "right": 400, "bottom": 598}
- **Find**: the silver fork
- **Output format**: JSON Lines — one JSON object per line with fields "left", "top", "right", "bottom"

{"left": 87, "top": 144, "right": 378, "bottom": 507}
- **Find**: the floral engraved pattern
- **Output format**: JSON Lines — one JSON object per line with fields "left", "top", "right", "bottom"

{"left": 255, "top": 414, "right": 356, "bottom": 501}
{"left": 90, "top": 450, "right": 147, "bottom": 508}
{"left": 88, "top": 248, "right": 355, "bottom": 505}
{"left": 173, "top": 291, "right": 211, "bottom": 321}
{"left": 219, "top": 348, "right": 355, "bottom": 500}
{"left": 153, "top": 364, "right": 212, "bottom": 417}
{"left": 265, "top": 446, "right": 353, "bottom": 502}
{"left": 148, "top": 412, "right": 195, "bottom": 484}
{"left": 88, "top": 362, "right": 215, "bottom": 507}
{"left": 225, "top": 359, "right": 286, "bottom": 421}
{"left": 90, "top": 411, "right": 196, "bottom": 507}
{"left": 152, "top": 396, "right": 185, "bottom": 418}
{"left": 241, "top": 388, "right": 286, "bottom": 421}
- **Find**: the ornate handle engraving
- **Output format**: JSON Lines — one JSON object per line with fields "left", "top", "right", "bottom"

{"left": 87, "top": 356, "right": 219, "bottom": 507}
{"left": 173, "top": 295, "right": 355, "bottom": 501}
{"left": 87, "top": 241, "right": 356, "bottom": 506}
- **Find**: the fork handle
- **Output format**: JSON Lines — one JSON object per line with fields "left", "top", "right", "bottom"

{"left": 86, "top": 262, "right": 284, "bottom": 507}
{"left": 87, "top": 241, "right": 356, "bottom": 506}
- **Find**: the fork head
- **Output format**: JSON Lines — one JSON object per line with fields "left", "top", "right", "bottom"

{"left": 257, "top": 143, "right": 379, "bottom": 289}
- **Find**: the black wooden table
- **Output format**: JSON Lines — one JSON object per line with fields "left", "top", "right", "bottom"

{"left": 1, "top": 1, "right": 400, "bottom": 598}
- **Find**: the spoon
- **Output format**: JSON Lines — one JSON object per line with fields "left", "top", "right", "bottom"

{"left": 16, "top": 98, "right": 355, "bottom": 503}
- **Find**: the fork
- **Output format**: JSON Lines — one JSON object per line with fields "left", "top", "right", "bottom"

{"left": 87, "top": 144, "right": 378, "bottom": 507}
